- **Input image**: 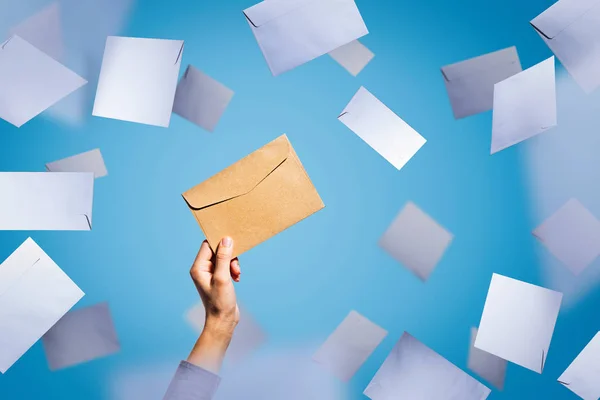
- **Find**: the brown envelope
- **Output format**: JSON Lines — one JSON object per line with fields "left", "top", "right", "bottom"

{"left": 182, "top": 134, "right": 325, "bottom": 257}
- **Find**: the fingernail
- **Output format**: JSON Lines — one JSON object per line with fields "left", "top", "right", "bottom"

{"left": 222, "top": 237, "right": 233, "bottom": 248}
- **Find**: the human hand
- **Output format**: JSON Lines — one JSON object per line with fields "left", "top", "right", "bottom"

{"left": 187, "top": 237, "right": 241, "bottom": 373}
{"left": 190, "top": 237, "right": 241, "bottom": 336}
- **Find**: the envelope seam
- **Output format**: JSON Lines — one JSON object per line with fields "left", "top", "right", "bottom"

{"left": 532, "top": 3, "right": 598, "bottom": 39}
{"left": 0, "top": 257, "right": 43, "bottom": 300}
{"left": 442, "top": 60, "right": 519, "bottom": 82}
{"left": 175, "top": 42, "right": 184, "bottom": 65}
{"left": 185, "top": 158, "right": 287, "bottom": 211}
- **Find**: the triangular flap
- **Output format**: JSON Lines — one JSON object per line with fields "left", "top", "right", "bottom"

{"left": 441, "top": 47, "right": 520, "bottom": 82}
{"left": 531, "top": 0, "right": 598, "bottom": 39}
{"left": 243, "top": 0, "right": 313, "bottom": 27}
{"left": 183, "top": 135, "right": 290, "bottom": 210}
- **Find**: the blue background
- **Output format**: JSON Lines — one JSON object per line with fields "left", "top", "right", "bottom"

{"left": 0, "top": 0, "right": 598, "bottom": 398}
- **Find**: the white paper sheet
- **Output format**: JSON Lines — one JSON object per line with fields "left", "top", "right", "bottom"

{"left": 46, "top": 148, "right": 108, "bottom": 178}
{"left": 558, "top": 331, "right": 600, "bottom": 400}
{"left": 0, "top": 172, "right": 94, "bottom": 231}
{"left": 474, "top": 273, "right": 563, "bottom": 373}
{"left": 339, "top": 87, "right": 426, "bottom": 170}
{"left": 186, "top": 303, "right": 266, "bottom": 365}
{"left": 379, "top": 202, "right": 453, "bottom": 281}
{"left": 313, "top": 310, "right": 387, "bottom": 382}
{"left": 533, "top": 198, "right": 600, "bottom": 276}
{"left": 42, "top": 302, "right": 119, "bottom": 370}
{"left": 441, "top": 47, "right": 522, "bottom": 119}
{"left": 468, "top": 327, "right": 507, "bottom": 390}
{"left": 243, "top": 0, "right": 368, "bottom": 76}
{"left": 531, "top": 0, "right": 600, "bottom": 93}
{"left": 491, "top": 57, "right": 556, "bottom": 154}
{"left": 172, "top": 65, "right": 234, "bottom": 132}
{"left": 0, "top": 238, "right": 84, "bottom": 373}
{"left": 0, "top": 35, "right": 87, "bottom": 128}
{"left": 329, "top": 40, "right": 374, "bottom": 76}
{"left": 93, "top": 36, "right": 183, "bottom": 127}
{"left": 364, "top": 332, "right": 491, "bottom": 400}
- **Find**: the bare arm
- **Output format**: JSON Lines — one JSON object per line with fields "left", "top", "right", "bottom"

{"left": 162, "top": 238, "right": 241, "bottom": 400}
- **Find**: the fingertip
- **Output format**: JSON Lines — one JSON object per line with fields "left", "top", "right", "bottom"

{"left": 195, "top": 240, "right": 214, "bottom": 264}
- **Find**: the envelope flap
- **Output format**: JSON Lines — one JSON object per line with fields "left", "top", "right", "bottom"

{"left": 441, "top": 47, "right": 520, "bottom": 81}
{"left": 531, "top": 0, "right": 599, "bottom": 39}
{"left": 243, "top": 0, "right": 314, "bottom": 27}
{"left": 183, "top": 135, "right": 290, "bottom": 210}
{"left": 0, "top": 238, "right": 45, "bottom": 299}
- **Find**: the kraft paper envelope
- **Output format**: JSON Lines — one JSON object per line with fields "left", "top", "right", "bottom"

{"left": 329, "top": 40, "right": 374, "bottom": 77}
{"left": 0, "top": 238, "right": 84, "bottom": 373}
{"left": 42, "top": 302, "right": 120, "bottom": 370}
{"left": 474, "top": 274, "right": 563, "bottom": 373}
{"left": 558, "top": 332, "right": 600, "bottom": 399}
{"left": 93, "top": 36, "right": 184, "bottom": 127}
{"left": 491, "top": 57, "right": 556, "bottom": 154}
{"left": 46, "top": 148, "right": 108, "bottom": 178}
{"left": 533, "top": 198, "right": 600, "bottom": 276}
{"left": 364, "top": 332, "right": 491, "bottom": 400}
{"left": 379, "top": 202, "right": 453, "bottom": 281}
{"left": 186, "top": 302, "right": 266, "bottom": 365}
{"left": 183, "top": 134, "right": 324, "bottom": 257}
{"left": 468, "top": 327, "right": 507, "bottom": 390}
{"left": 9, "top": 2, "right": 64, "bottom": 62}
{"left": 0, "top": 35, "right": 87, "bottom": 128}
{"left": 0, "top": 172, "right": 94, "bottom": 230}
{"left": 243, "top": 0, "right": 368, "bottom": 76}
{"left": 531, "top": 0, "right": 600, "bottom": 93}
{"left": 313, "top": 310, "right": 387, "bottom": 382}
{"left": 339, "top": 87, "right": 426, "bottom": 170}
{"left": 441, "top": 47, "right": 522, "bottom": 119}
{"left": 172, "top": 65, "right": 234, "bottom": 132}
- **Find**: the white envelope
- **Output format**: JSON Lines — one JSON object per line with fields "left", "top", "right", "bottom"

{"left": 60, "top": 0, "right": 135, "bottom": 59}
{"left": 468, "top": 327, "right": 507, "bottom": 390}
{"left": 0, "top": 172, "right": 94, "bottom": 231}
{"left": 339, "top": 87, "right": 426, "bottom": 170}
{"left": 9, "top": 2, "right": 64, "bottom": 62}
{"left": 46, "top": 148, "right": 108, "bottom": 178}
{"left": 111, "top": 362, "right": 180, "bottom": 400}
{"left": 474, "top": 274, "right": 563, "bottom": 373}
{"left": 441, "top": 47, "right": 522, "bottom": 119}
{"left": 491, "top": 57, "right": 556, "bottom": 154}
{"left": 215, "top": 347, "right": 346, "bottom": 400}
{"left": 186, "top": 303, "right": 266, "bottom": 365}
{"left": 533, "top": 198, "right": 600, "bottom": 276}
{"left": 558, "top": 331, "right": 600, "bottom": 400}
{"left": 0, "top": 238, "right": 84, "bottom": 373}
{"left": 243, "top": 0, "right": 368, "bottom": 76}
{"left": 379, "top": 202, "right": 453, "bottom": 281}
{"left": 93, "top": 36, "right": 184, "bottom": 127}
{"left": 313, "top": 310, "right": 387, "bottom": 382}
{"left": 364, "top": 332, "right": 491, "bottom": 400}
{"left": 0, "top": 35, "right": 87, "bottom": 128}
{"left": 172, "top": 65, "right": 234, "bottom": 132}
{"left": 531, "top": 0, "right": 600, "bottom": 93}
{"left": 42, "top": 302, "right": 119, "bottom": 370}
{"left": 329, "top": 40, "right": 374, "bottom": 76}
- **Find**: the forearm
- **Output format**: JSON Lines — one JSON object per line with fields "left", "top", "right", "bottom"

{"left": 187, "top": 318, "right": 237, "bottom": 374}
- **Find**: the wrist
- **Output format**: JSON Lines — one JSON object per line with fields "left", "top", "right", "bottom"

{"left": 203, "top": 315, "right": 237, "bottom": 342}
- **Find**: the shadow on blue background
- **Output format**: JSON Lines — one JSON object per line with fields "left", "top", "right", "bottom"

{"left": 0, "top": 0, "right": 598, "bottom": 399}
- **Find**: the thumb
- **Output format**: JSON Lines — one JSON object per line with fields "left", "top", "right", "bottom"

{"left": 214, "top": 237, "right": 234, "bottom": 283}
